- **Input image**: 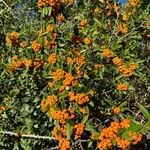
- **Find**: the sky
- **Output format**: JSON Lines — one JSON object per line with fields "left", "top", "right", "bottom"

{"left": 119, "top": 0, "right": 127, "bottom": 4}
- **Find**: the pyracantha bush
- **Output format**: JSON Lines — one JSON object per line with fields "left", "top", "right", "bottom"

{"left": 0, "top": 0, "right": 150, "bottom": 150}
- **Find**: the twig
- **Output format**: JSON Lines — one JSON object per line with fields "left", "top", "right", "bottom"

{"left": 0, "top": 131, "right": 55, "bottom": 140}
{"left": 79, "top": 139, "right": 91, "bottom": 142}
{"left": 118, "top": 25, "right": 142, "bottom": 41}
{"left": 140, "top": 25, "right": 150, "bottom": 30}
{"left": 135, "top": 110, "right": 140, "bottom": 118}
{"left": 38, "top": 85, "right": 48, "bottom": 97}
{"left": 78, "top": 141, "right": 84, "bottom": 150}
{"left": 0, "top": 0, "right": 9, "bottom": 9}
{"left": 50, "top": 146, "right": 59, "bottom": 150}
{"left": 118, "top": 17, "right": 150, "bottom": 41}
{"left": 103, "top": 90, "right": 113, "bottom": 100}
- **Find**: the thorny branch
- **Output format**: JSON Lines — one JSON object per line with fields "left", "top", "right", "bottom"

{"left": 0, "top": 131, "right": 55, "bottom": 140}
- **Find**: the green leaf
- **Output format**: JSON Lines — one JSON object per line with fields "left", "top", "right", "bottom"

{"left": 127, "top": 122, "right": 143, "bottom": 132}
{"left": 115, "top": 75, "right": 123, "bottom": 80}
{"left": 112, "top": 139, "right": 116, "bottom": 146}
{"left": 119, "top": 101, "right": 127, "bottom": 108}
{"left": 0, "top": 9, "right": 4, "bottom": 15}
{"left": 139, "top": 104, "right": 150, "bottom": 120}
{"left": 13, "top": 143, "right": 19, "bottom": 150}
{"left": 130, "top": 118, "right": 142, "bottom": 125}
{"left": 22, "top": 69, "right": 28, "bottom": 78}
{"left": 45, "top": 7, "right": 48, "bottom": 15}
{"left": 66, "top": 121, "right": 73, "bottom": 140}
{"left": 85, "top": 122, "right": 99, "bottom": 136}
{"left": 120, "top": 131, "right": 131, "bottom": 140}
{"left": 88, "top": 141, "right": 93, "bottom": 148}
{"left": 83, "top": 73, "right": 89, "bottom": 79}
{"left": 89, "top": 101, "right": 94, "bottom": 107}
{"left": 41, "top": 8, "right": 44, "bottom": 18}
{"left": 25, "top": 118, "right": 32, "bottom": 126}
{"left": 81, "top": 115, "right": 89, "bottom": 124}
{"left": 119, "top": 121, "right": 143, "bottom": 140}
{"left": 112, "top": 43, "right": 122, "bottom": 50}
{"left": 48, "top": 7, "right": 52, "bottom": 16}
{"left": 99, "top": 71, "right": 103, "bottom": 79}
{"left": 42, "top": 7, "right": 46, "bottom": 18}
{"left": 54, "top": 120, "right": 59, "bottom": 127}
{"left": 42, "top": 75, "right": 53, "bottom": 79}
{"left": 59, "top": 93, "right": 68, "bottom": 99}
{"left": 104, "top": 99, "right": 114, "bottom": 106}
{"left": 141, "top": 121, "right": 150, "bottom": 134}
{"left": 22, "top": 97, "right": 31, "bottom": 102}
{"left": 34, "top": 124, "right": 38, "bottom": 128}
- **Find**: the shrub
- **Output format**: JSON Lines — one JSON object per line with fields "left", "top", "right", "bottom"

{"left": 0, "top": 0, "right": 150, "bottom": 149}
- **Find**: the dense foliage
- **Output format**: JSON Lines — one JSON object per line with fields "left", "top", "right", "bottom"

{"left": 0, "top": 0, "right": 150, "bottom": 149}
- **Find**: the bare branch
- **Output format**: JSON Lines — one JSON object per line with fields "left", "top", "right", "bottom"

{"left": 0, "top": 131, "right": 55, "bottom": 140}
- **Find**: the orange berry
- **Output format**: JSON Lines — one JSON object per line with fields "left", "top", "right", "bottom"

{"left": 118, "top": 65, "right": 134, "bottom": 77}
{"left": 67, "top": 57, "right": 74, "bottom": 65}
{"left": 102, "top": 49, "right": 115, "bottom": 58}
{"left": 32, "top": 40, "right": 43, "bottom": 52}
{"left": 112, "top": 107, "right": 121, "bottom": 114}
{"left": 62, "top": 72, "right": 74, "bottom": 87}
{"left": 38, "top": 0, "right": 61, "bottom": 9}
{"left": 94, "top": 7, "right": 101, "bottom": 13}
{"left": 51, "top": 69, "right": 65, "bottom": 81}
{"left": 80, "top": 19, "right": 87, "bottom": 28}
{"left": 48, "top": 53, "right": 57, "bottom": 64}
{"left": 47, "top": 24, "right": 55, "bottom": 33}
{"left": 95, "top": 64, "right": 103, "bottom": 69}
{"left": 0, "top": 105, "right": 6, "bottom": 112}
{"left": 118, "top": 23, "right": 128, "bottom": 34}
{"left": 20, "top": 41, "right": 27, "bottom": 48}
{"left": 84, "top": 37, "right": 92, "bottom": 45}
{"left": 80, "top": 107, "right": 87, "bottom": 114}
{"left": 73, "top": 123, "right": 85, "bottom": 139}
{"left": 57, "top": 14, "right": 65, "bottom": 22}
{"left": 33, "top": 58, "right": 44, "bottom": 69}
{"left": 128, "top": 63, "right": 138, "bottom": 70}
{"left": 116, "top": 83, "right": 128, "bottom": 91}
{"left": 120, "top": 119, "right": 130, "bottom": 128}
{"left": 48, "top": 81, "right": 54, "bottom": 88}
{"left": 128, "top": 0, "right": 140, "bottom": 7}
{"left": 112, "top": 57, "right": 123, "bottom": 66}
{"left": 22, "top": 59, "right": 32, "bottom": 69}
{"left": 122, "top": 13, "right": 129, "bottom": 21}
{"left": 6, "top": 31, "right": 19, "bottom": 46}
